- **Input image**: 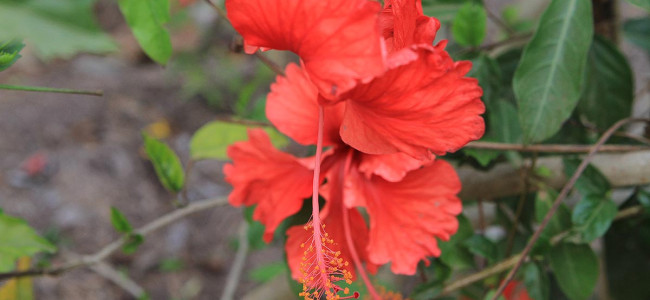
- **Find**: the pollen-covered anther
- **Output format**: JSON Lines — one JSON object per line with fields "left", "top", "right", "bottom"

{"left": 298, "top": 221, "right": 359, "bottom": 300}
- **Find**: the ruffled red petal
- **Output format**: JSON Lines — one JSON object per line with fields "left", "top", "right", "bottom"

{"left": 226, "top": 0, "right": 386, "bottom": 98}
{"left": 267, "top": 63, "right": 345, "bottom": 146}
{"left": 504, "top": 280, "right": 534, "bottom": 300}
{"left": 345, "top": 159, "right": 462, "bottom": 274}
{"left": 380, "top": 0, "right": 440, "bottom": 52}
{"left": 223, "top": 129, "right": 314, "bottom": 242}
{"left": 340, "top": 45, "right": 485, "bottom": 160}
{"left": 358, "top": 152, "right": 430, "bottom": 182}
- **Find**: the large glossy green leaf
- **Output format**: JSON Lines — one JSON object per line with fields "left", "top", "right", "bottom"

{"left": 563, "top": 158, "right": 610, "bottom": 196}
{"left": 625, "top": 0, "right": 650, "bottom": 10}
{"left": 0, "top": 0, "right": 116, "bottom": 59}
{"left": 549, "top": 243, "right": 598, "bottom": 300}
{"left": 118, "top": 0, "right": 172, "bottom": 65}
{"left": 572, "top": 195, "right": 618, "bottom": 242}
{"left": 623, "top": 18, "right": 650, "bottom": 55}
{"left": 513, "top": 0, "right": 593, "bottom": 143}
{"left": 452, "top": 2, "right": 487, "bottom": 47}
{"left": 143, "top": 134, "right": 185, "bottom": 193}
{"left": 0, "top": 212, "right": 56, "bottom": 272}
{"left": 578, "top": 35, "right": 634, "bottom": 130}
{"left": 190, "top": 121, "right": 288, "bottom": 161}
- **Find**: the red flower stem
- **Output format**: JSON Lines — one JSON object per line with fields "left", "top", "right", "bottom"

{"left": 342, "top": 150, "right": 380, "bottom": 300}
{"left": 311, "top": 105, "right": 329, "bottom": 288}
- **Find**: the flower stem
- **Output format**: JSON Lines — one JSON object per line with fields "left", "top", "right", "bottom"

{"left": 0, "top": 84, "right": 103, "bottom": 96}
{"left": 342, "top": 150, "right": 380, "bottom": 300}
{"left": 311, "top": 105, "right": 329, "bottom": 289}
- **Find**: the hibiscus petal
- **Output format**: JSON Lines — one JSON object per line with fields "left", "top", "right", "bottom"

{"left": 267, "top": 63, "right": 345, "bottom": 146}
{"left": 358, "top": 152, "right": 431, "bottom": 182}
{"left": 340, "top": 45, "right": 485, "bottom": 160}
{"left": 223, "top": 129, "right": 313, "bottom": 242}
{"left": 380, "top": 0, "right": 440, "bottom": 52}
{"left": 345, "top": 159, "right": 462, "bottom": 275}
{"left": 226, "top": 0, "right": 386, "bottom": 98}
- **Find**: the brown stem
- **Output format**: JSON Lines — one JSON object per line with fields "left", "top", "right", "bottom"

{"left": 466, "top": 141, "right": 649, "bottom": 153}
{"left": 489, "top": 118, "right": 650, "bottom": 300}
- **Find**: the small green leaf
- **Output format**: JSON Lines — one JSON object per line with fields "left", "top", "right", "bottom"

{"left": 572, "top": 195, "right": 618, "bottom": 242}
{"left": 122, "top": 234, "right": 144, "bottom": 254}
{"left": 0, "top": 212, "right": 56, "bottom": 272}
{"left": 523, "top": 262, "right": 550, "bottom": 300}
{"left": 625, "top": 0, "right": 650, "bottom": 10}
{"left": 190, "top": 121, "right": 288, "bottom": 161}
{"left": 439, "top": 214, "right": 475, "bottom": 270}
{"left": 452, "top": 3, "right": 487, "bottom": 47}
{"left": 110, "top": 207, "right": 133, "bottom": 234}
{"left": 578, "top": 35, "right": 634, "bottom": 130}
{"left": 514, "top": 0, "right": 593, "bottom": 143}
{"left": 484, "top": 290, "right": 506, "bottom": 300}
{"left": 623, "top": 18, "right": 650, "bottom": 55}
{"left": 143, "top": 133, "right": 185, "bottom": 193}
{"left": 118, "top": 0, "right": 172, "bottom": 65}
{"left": 158, "top": 258, "right": 184, "bottom": 272}
{"left": 549, "top": 243, "right": 598, "bottom": 300}
{"left": 463, "top": 235, "right": 498, "bottom": 264}
{"left": 535, "top": 188, "right": 571, "bottom": 239}
{"left": 0, "top": 40, "right": 24, "bottom": 72}
{"left": 563, "top": 158, "right": 610, "bottom": 196}
{"left": 249, "top": 261, "right": 287, "bottom": 283}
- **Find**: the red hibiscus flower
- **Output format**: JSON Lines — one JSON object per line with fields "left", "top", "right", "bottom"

{"left": 225, "top": 0, "right": 386, "bottom": 99}
{"left": 224, "top": 0, "right": 485, "bottom": 298}
{"left": 503, "top": 280, "right": 534, "bottom": 300}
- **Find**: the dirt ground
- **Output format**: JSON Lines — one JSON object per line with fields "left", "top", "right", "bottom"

{"left": 0, "top": 1, "right": 649, "bottom": 300}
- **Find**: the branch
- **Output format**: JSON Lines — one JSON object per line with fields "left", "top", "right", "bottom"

{"left": 489, "top": 118, "right": 650, "bottom": 300}
{"left": 0, "top": 84, "right": 103, "bottom": 96}
{"left": 440, "top": 204, "right": 647, "bottom": 296}
{"left": 90, "top": 261, "right": 146, "bottom": 298}
{"left": 220, "top": 221, "right": 250, "bottom": 300}
{"left": 466, "top": 141, "right": 649, "bottom": 153}
{"left": 0, "top": 197, "right": 228, "bottom": 281}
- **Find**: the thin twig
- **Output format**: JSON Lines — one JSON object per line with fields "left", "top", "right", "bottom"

{"left": 466, "top": 141, "right": 649, "bottom": 153}
{"left": 0, "top": 197, "right": 228, "bottom": 281}
{"left": 0, "top": 84, "right": 103, "bottom": 96}
{"left": 220, "top": 221, "right": 250, "bottom": 300}
{"left": 485, "top": 6, "right": 515, "bottom": 36}
{"left": 489, "top": 117, "right": 650, "bottom": 300}
{"left": 441, "top": 203, "right": 648, "bottom": 296}
{"left": 90, "top": 261, "right": 146, "bottom": 298}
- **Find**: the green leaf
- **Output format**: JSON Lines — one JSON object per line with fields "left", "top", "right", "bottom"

{"left": 452, "top": 3, "right": 487, "bottom": 47}
{"left": 118, "top": 0, "right": 172, "bottom": 65}
{"left": 638, "top": 189, "right": 650, "bottom": 214}
{"left": 549, "top": 243, "right": 598, "bottom": 300}
{"left": 571, "top": 195, "right": 618, "bottom": 242}
{"left": 190, "top": 121, "right": 288, "bottom": 161}
{"left": 143, "top": 133, "right": 185, "bottom": 193}
{"left": 439, "top": 214, "right": 475, "bottom": 270}
{"left": 623, "top": 18, "right": 650, "bottom": 55}
{"left": 0, "top": 0, "right": 116, "bottom": 60}
{"left": 484, "top": 290, "right": 506, "bottom": 300}
{"left": 523, "top": 262, "right": 550, "bottom": 300}
{"left": 158, "top": 258, "right": 184, "bottom": 272}
{"left": 463, "top": 235, "right": 498, "bottom": 264}
{"left": 110, "top": 207, "right": 133, "bottom": 234}
{"left": 563, "top": 158, "right": 610, "bottom": 196}
{"left": 535, "top": 188, "right": 571, "bottom": 239}
{"left": 0, "top": 257, "right": 34, "bottom": 300}
{"left": 578, "top": 35, "right": 634, "bottom": 130}
{"left": 249, "top": 261, "right": 287, "bottom": 283}
{"left": 0, "top": 213, "right": 56, "bottom": 272}
{"left": 513, "top": 0, "right": 593, "bottom": 143}
{"left": 122, "top": 234, "right": 144, "bottom": 254}
{"left": 468, "top": 54, "right": 503, "bottom": 105}
{"left": 625, "top": 0, "right": 650, "bottom": 10}
{"left": 0, "top": 40, "right": 24, "bottom": 72}
{"left": 243, "top": 206, "right": 267, "bottom": 250}
{"left": 464, "top": 100, "right": 522, "bottom": 167}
